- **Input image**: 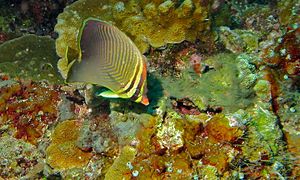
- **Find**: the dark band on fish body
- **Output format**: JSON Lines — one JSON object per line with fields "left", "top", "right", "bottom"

{"left": 118, "top": 57, "right": 141, "bottom": 95}
{"left": 130, "top": 62, "right": 146, "bottom": 101}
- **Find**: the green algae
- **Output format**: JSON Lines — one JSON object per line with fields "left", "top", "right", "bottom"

{"left": 236, "top": 54, "right": 258, "bottom": 89}
{"left": 241, "top": 79, "right": 284, "bottom": 164}
{"left": 253, "top": 80, "right": 272, "bottom": 103}
{"left": 0, "top": 34, "right": 63, "bottom": 83}
{"left": 198, "top": 165, "right": 219, "bottom": 179}
{"left": 219, "top": 26, "right": 262, "bottom": 53}
{"left": 151, "top": 53, "right": 255, "bottom": 112}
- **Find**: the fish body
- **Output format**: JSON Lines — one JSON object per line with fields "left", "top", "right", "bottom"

{"left": 67, "top": 18, "right": 149, "bottom": 105}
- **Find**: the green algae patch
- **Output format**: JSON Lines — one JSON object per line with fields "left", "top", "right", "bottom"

{"left": 104, "top": 146, "right": 137, "bottom": 180}
{"left": 242, "top": 107, "right": 283, "bottom": 162}
{"left": 0, "top": 34, "right": 63, "bottom": 83}
{"left": 154, "top": 53, "right": 255, "bottom": 112}
{"left": 219, "top": 26, "right": 262, "bottom": 53}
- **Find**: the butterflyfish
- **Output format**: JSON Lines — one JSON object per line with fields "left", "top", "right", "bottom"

{"left": 67, "top": 18, "right": 149, "bottom": 105}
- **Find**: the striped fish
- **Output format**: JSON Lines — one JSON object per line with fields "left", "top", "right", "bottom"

{"left": 67, "top": 18, "right": 149, "bottom": 105}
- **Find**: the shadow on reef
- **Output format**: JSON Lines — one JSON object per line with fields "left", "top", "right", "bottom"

{"left": 145, "top": 73, "right": 164, "bottom": 114}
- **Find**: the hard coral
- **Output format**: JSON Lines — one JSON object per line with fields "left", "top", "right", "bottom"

{"left": 129, "top": 111, "right": 244, "bottom": 177}
{"left": 205, "top": 113, "right": 244, "bottom": 143}
{"left": 46, "top": 120, "right": 93, "bottom": 170}
{"left": 104, "top": 146, "right": 137, "bottom": 180}
{"left": 0, "top": 78, "right": 60, "bottom": 145}
{"left": 0, "top": 34, "right": 63, "bottom": 83}
{"left": 55, "top": 0, "right": 211, "bottom": 78}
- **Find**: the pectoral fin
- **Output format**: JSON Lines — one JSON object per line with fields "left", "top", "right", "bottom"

{"left": 97, "top": 90, "right": 120, "bottom": 98}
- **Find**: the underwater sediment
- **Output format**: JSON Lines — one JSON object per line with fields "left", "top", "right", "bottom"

{"left": 0, "top": 0, "right": 299, "bottom": 179}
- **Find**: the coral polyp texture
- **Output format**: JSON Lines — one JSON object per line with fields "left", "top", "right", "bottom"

{"left": 54, "top": 0, "right": 211, "bottom": 78}
{"left": 46, "top": 120, "right": 93, "bottom": 170}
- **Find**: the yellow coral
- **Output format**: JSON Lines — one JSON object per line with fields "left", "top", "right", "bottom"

{"left": 104, "top": 146, "right": 137, "bottom": 180}
{"left": 46, "top": 120, "right": 92, "bottom": 170}
{"left": 55, "top": 0, "right": 211, "bottom": 78}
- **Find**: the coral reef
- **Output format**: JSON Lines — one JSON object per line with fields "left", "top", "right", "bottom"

{"left": 277, "top": 0, "right": 300, "bottom": 27}
{"left": 46, "top": 120, "right": 93, "bottom": 170}
{"left": 0, "top": 34, "right": 63, "bottom": 83}
{"left": 149, "top": 52, "right": 256, "bottom": 112}
{"left": 260, "top": 27, "right": 300, "bottom": 77}
{"left": 129, "top": 111, "right": 244, "bottom": 178}
{"left": 54, "top": 0, "right": 211, "bottom": 78}
{"left": 0, "top": 0, "right": 75, "bottom": 37}
{"left": 104, "top": 146, "right": 137, "bottom": 179}
{"left": 285, "top": 132, "right": 300, "bottom": 178}
{"left": 0, "top": 0, "right": 299, "bottom": 179}
{"left": 257, "top": 27, "right": 300, "bottom": 134}
{"left": 219, "top": 26, "right": 262, "bottom": 53}
{"left": 256, "top": 27, "right": 300, "bottom": 178}
{"left": 0, "top": 135, "right": 43, "bottom": 179}
{"left": 241, "top": 106, "right": 283, "bottom": 163}
{"left": 0, "top": 77, "right": 60, "bottom": 145}
{"left": 77, "top": 110, "right": 119, "bottom": 154}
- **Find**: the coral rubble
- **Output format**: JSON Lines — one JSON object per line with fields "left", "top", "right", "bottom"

{"left": 0, "top": 135, "right": 43, "bottom": 179}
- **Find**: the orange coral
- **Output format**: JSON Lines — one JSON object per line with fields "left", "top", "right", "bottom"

{"left": 46, "top": 120, "right": 93, "bottom": 170}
